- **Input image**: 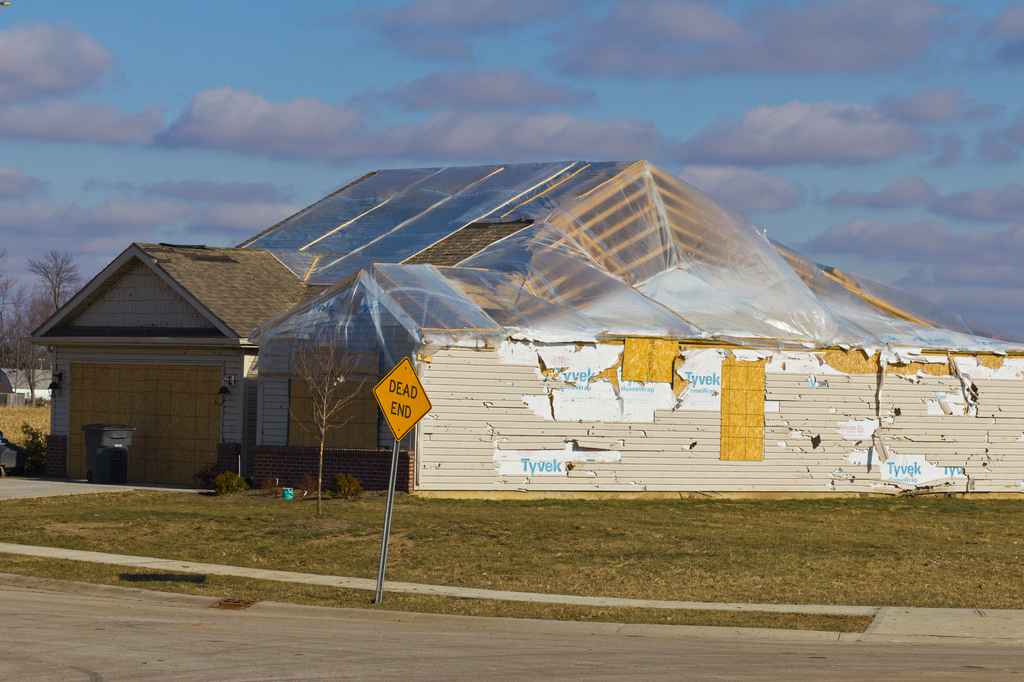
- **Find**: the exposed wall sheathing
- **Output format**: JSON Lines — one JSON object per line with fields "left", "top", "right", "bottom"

{"left": 621, "top": 338, "right": 678, "bottom": 383}
{"left": 287, "top": 375, "right": 378, "bottom": 450}
{"left": 720, "top": 357, "right": 766, "bottom": 461}
{"left": 415, "top": 346, "right": 1024, "bottom": 493}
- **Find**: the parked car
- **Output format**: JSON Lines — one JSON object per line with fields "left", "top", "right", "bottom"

{"left": 0, "top": 430, "right": 25, "bottom": 474}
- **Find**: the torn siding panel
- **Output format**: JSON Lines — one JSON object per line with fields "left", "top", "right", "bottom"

{"left": 510, "top": 339, "right": 679, "bottom": 423}
{"left": 417, "top": 346, "right": 1024, "bottom": 493}
{"left": 955, "top": 357, "right": 1024, "bottom": 381}
{"left": 676, "top": 349, "right": 725, "bottom": 410}
{"left": 767, "top": 368, "right": 1024, "bottom": 493}
{"left": 535, "top": 343, "right": 623, "bottom": 377}
{"left": 494, "top": 443, "right": 622, "bottom": 476}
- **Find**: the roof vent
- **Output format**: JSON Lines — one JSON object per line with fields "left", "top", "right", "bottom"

{"left": 188, "top": 254, "right": 238, "bottom": 263}
{"left": 157, "top": 243, "right": 208, "bottom": 249}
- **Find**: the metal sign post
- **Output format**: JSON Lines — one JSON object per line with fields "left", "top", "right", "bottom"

{"left": 371, "top": 357, "right": 432, "bottom": 605}
{"left": 374, "top": 435, "right": 401, "bottom": 604}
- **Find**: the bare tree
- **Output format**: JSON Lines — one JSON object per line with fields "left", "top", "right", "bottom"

{"left": 27, "top": 250, "right": 81, "bottom": 313}
{"left": 0, "top": 249, "right": 13, "bottom": 367}
{"left": 7, "top": 287, "right": 50, "bottom": 401}
{"left": 1, "top": 251, "right": 51, "bottom": 400}
{"left": 290, "top": 328, "right": 371, "bottom": 516}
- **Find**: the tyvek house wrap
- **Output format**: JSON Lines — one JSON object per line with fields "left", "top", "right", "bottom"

{"left": 252, "top": 160, "right": 1019, "bottom": 366}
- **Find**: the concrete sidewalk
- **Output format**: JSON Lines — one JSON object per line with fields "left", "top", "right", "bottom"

{"left": 2, "top": 541, "right": 1024, "bottom": 645}
{"left": 0, "top": 541, "right": 874, "bottom": 617}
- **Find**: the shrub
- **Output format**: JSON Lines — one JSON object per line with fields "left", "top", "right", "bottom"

{"left": 19, "top": 423, "right": 46, "bottom": 474}
{"left": 193, "top": 464, "right": 220, "bottom": 489}
{"left": 213, "top": 470, "right": 249, "bottom": 496}
{"left": 334, "top": 473, "right": 363, "bottom": 499}
{"left": 299, "top": 472, "right": 319, "bottom": 494}
{"left": 259, "top": 478, "right": 281, "bottom": 496}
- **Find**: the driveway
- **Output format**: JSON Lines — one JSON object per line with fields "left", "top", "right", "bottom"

{"left": 0, "top": 477, "right": 200, "bottom": 500}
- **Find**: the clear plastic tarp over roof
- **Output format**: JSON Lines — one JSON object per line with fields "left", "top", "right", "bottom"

{"left": 252, "top": 161, "right": 1018, "bottom": 364}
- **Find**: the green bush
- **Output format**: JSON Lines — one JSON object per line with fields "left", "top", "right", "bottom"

{"left": 300, "top": 472, "right": 319, "bottom": 494}
{"left": 334, "top": 473, "right": 363, "bottom": 499}
{"left": 193, "top": 464, "right": 220, "bottom": 489}
{"left": 258, "top": 478, "right": 281, "bottom": 496}
{"left": 20, "top": 423, "right": 46, "bottom": 474}
{"left": 213, "top": 470, "right": 249, "bottom": 496}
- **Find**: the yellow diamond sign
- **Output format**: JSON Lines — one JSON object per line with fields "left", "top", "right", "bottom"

{"left": 373, "top": 357, "right": 432, "bottom": 441}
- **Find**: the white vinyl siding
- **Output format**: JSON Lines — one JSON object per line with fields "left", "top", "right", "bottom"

{"left": 416, "top": 347, "right": 1024, "bottom": 493}
{"left": 67, "top": 261, "right": 212, "bottom": 330}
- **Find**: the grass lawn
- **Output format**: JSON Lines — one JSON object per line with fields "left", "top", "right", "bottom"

{"left": 0, "top": 555, "right": 869, "bottom": 632}
{"left": 2, "top": 490, "right": 1023, "bottom": 613}
{"left": 0, "top": 405, "right": 49, "bottom": 446}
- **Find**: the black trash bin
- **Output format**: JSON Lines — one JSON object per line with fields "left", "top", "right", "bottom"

{"left": 83, "top": 424, "right": 135, "bottom": 484}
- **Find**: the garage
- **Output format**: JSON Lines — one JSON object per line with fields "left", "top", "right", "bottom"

{"left": 33, "top": 243, "right": 312, "bottom": 485}
{"left": 67, "top": 363, "right": 222, "bottom": 485}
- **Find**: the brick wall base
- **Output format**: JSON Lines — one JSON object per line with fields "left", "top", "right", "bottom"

{"left": 45, "top": 435, "right": 67, "bottom": 478}
{"left": 252, "top": 446, "right": 414, "bottom": 492}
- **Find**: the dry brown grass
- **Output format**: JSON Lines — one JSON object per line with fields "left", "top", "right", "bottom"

{"left": 0, "top": 554, "right": 871, "bottom": 632}
{"left": 0, "top": 405, "right": 49, "bottom": 445}
{"left": 1, "top": 491, "right": 1023, "bottom": 611}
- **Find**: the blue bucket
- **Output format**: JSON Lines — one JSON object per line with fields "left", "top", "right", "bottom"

{"left": 282, "top": 487, "right": 295, "bottom": 501}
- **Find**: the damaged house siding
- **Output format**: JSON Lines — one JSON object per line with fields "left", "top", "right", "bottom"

{"left": 415, "top": 345, "right": 1024, "bottom": 493}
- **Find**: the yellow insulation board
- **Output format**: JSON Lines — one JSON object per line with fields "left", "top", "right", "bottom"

{"left": 621, "top": 338, "right": 679, "bottom": 383}
{"left": 720, "top": 357, "right": 766, "bottom": 462}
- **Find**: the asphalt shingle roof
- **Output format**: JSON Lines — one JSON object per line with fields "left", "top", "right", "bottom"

{"left": 139, "top": 243, "right": 312, "bottom": 338}
{"left": 403, "top": 221, "right": 532, "bottom": 267}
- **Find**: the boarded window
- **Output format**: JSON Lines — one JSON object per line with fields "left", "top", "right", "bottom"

{"left": 289, "top": 378, "right": 377, "bottom": 449}
{"left": 288, "top": 351, "right": 379, "bottom": 450}
{"left": 720, "top": 357, "right": 765, "bottom": 461}
{"left": 621, "top": 338, "right": 678, "bottom": 383}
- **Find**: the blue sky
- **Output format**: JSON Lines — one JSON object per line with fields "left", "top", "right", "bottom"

{"left": 1, "top": 0, "right": 1023, "bottom": 337}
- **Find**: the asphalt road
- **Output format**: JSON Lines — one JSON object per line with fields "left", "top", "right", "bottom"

{"left": 3, "top": 581, "right": 1022, "bottom": 681}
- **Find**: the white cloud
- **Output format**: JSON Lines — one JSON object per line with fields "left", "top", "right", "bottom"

{"left": 365, "top": 0, "right": 576, "bottom": 60}
{"left": 387, "top": 70, "right": 593, "bottom": 112}
{"left": 0, "top": 24, "right": 113, "bottom": 102}
{"left": 929, "top": 184, "right": 1024, "bottom": 223}
{"left": 0, "top": 100, "right": 163, "bottom": 144}
{"left": 374, "top": 111, "right": 665, "bottom": 163}
{"left": 554, "top": 0, "right": 948, "bottom": 78}
{"left": 680, "top": 165, "right": 801, "bottom": 213}
{"left": 158, "top": 88, "right": 666, "bottom": 163}
{"left": 679, "top": 101, "right": 926, "bottom": 166}
{"left": 802, "top": 219, "right": 1024, "bottom": 339}
{"left": 827, "top": 177, "right": 935, "bottom": 209}
{"left": 877, "top": 88, "right": 996, "bottom": 124}
{"left": 158, "top": 87, "right": 362, "bottom": 159}
{"left": 0, "top": 168, "right": 46, "bottom": 199}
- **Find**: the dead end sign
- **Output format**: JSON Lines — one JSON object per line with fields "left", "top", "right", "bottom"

{"left": 373, "top": 357, "right": 432, "bottom": 441}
